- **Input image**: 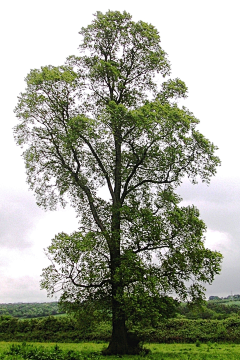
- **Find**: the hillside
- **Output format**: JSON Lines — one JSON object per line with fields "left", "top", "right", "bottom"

{"left": 0, "top": 302, "right": 65, "bottom": 318}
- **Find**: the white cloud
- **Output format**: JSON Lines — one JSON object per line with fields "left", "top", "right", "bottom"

{"left": 0, "top": 276, "right": 52, "bottom": 303}
{"left": 205, "top": 230, "right": 231, "bottom": 252}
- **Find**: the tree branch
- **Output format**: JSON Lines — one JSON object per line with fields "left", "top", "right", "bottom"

{"left": 44, "top": 131, "right": 110, "bottom": 241}
{"left": 121, "top": 139, "right": 156, "bottom": 203}
{"left": 69, "top": 276, "right": 111, "bottom": 288}
{"left": 79, "top": 134, "right": 115, "bottom": 201}
{"left": 133, "top": 244, "right": 169, "bottom": 254}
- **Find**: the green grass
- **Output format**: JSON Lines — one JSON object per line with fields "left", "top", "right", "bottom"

{"left": 0, "top": 341, "right": 106, "bottom": 352}
{"left": 224, "top": 301, "right": 240, "bottom": 306}
{"left": 147, "top": 343, "right": 240, "bottom": 358}
{"left": 209, "top": 299, "right": 240, "bottom": 306}
{"left": 2, "top": 342, "right": 240, "bottom": 359}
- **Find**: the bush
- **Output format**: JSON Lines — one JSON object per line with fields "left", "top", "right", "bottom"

{"left": 2, "top": 314, "right": 240, "bottom": 343}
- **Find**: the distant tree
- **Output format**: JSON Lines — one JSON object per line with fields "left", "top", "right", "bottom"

{"left": 209, "top": 296, "right": 221, "bottom": 301}
{"left": 14, "top": 11, "right": 222, "bottom": 354}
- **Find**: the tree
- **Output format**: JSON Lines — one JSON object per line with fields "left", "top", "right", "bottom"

{"left": 14, "top": 10, "right": 222, "bottom": 354}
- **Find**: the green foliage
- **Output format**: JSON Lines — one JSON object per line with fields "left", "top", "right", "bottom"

{"left": 179, "top": 301, "right": 240, "bottom": 320}
{"left": 3, "top": 313, "right": 240, "bottom": 344}
{"left": 136, "top": 317, "right": 240, "bottom": 343}
{"left": 14, "top": 10, "right": 222, "bottom": 353}
{"left": 0, "top": 316, "right": 111, "bottom": 342}
{"left": 5, "top": 343, "right": 87, "bottom": 360}
{"left": 125, "top": 295, "right": 179, "bottom": 327}
{"left": 0, "top": 303, "right": 63, "bottom": 319}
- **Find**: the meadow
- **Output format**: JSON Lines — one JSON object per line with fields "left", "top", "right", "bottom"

{"left": 1, "top": 342, "right": 240, "bottom": 359}
{"left": 2, "top": 301, "right": 240, "bottom": 358}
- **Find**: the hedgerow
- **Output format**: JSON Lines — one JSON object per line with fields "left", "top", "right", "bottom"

{"left": 2, "top": 315, "right": 240, "bottom": 343}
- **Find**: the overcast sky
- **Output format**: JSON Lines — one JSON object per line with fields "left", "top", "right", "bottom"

{"left": 0, "top": 0, "right": 239, "bottom": 303}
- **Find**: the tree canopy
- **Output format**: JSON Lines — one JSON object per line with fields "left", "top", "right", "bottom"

{"left": 14, "top": 10, "right": 222, "bottom": 354}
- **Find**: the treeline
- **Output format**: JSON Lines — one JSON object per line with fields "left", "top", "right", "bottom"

{"left": 2, "top": 315, "right": 240, "bottom": 343}
{"left": 0, "top": 302, "right": 65, "bottom": 318}
{"left": 178, "top": 302, "right": 240, "bottom": 320}
{"left": 1, "top": 300, "right": 240, "bottom": 321}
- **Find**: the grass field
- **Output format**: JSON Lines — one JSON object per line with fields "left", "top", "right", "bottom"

{"left": 209, "top": 300, "right": 240, "bottom": 307}
{"left": 223, "top": 301, "right": 240, "bottom": 306}
{"left": 1, "top": 342, "right": 240, "bottom": 359}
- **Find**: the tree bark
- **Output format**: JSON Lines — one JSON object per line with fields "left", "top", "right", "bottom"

{"left": 104, "top": 281, "right": 142, "bottom": 355}
{"left": 103, "top": 124, "right": 142, "bottom": 355}
{"left": 104, "top": 284, "right": 129, "bottom": 354}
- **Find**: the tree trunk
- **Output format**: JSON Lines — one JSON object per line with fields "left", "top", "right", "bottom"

{"left": 105, "top": 307, "right": 129, "bottom": 354}
{"left": 103, "top": 127, "right": 142, "bottom": 355}
{"left": 103, "top": 280, "right": 142, "bottom": 355}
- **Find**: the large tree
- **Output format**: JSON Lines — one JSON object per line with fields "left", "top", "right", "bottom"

{"left": 14, "top": 11, "right": 222, "bottom": 354}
